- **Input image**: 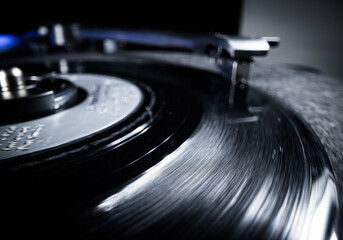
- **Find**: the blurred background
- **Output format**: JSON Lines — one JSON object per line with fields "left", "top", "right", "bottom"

{"left": 0, "top": 1, "right": 342, "bottom": 78}
{"left": 241, "top": 0, "right": 343, "bottom": 79}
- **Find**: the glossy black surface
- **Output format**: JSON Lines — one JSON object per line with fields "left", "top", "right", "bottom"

{"left": 0, "top": 54, "right": 339, "bottom": 239}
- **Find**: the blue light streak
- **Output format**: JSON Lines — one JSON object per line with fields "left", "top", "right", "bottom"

{"left": 0, "top": 35, "right": 22, "bottom": 52}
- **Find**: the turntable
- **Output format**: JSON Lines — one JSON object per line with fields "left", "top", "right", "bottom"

{"left": 0, "top": 24, "right": 341, "bottom": 239}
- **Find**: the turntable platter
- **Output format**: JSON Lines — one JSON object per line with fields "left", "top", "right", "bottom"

{"left": 0, "top": 26, "right": 340, "bottom": 239}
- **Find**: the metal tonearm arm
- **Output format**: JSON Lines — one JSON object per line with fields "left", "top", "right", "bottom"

{"left": 1, "top": 24, "right": 279, "bottom": 105}
{"left": 76, "top": 26, "right": 280, "bottom": 105}
{"left": 77, "top": 28, "right": 279, "bottom": 59}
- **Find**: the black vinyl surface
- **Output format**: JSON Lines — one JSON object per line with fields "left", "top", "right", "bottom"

{"left": 0, "top": 54, "right": 339, "bottom": 239}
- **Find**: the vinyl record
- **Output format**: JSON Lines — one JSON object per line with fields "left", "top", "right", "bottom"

{"left": 0, "top": 53, "right": 339, "bottom": 239}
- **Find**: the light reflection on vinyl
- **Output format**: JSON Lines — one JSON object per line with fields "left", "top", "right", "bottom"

{"left": 0, "top": 54, "right": 339, "bottom": 240}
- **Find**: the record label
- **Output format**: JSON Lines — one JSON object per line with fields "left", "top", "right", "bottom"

{"left": 0, "top": 73, "right": 143, "bottom": 160}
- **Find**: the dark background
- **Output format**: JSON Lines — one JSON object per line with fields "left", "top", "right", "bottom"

{"left": 0, "top": 7, "right": 242, "bottom": 35}
{"left": 0, "top": 1, "right": 342, "bottom": 79}
{"left": 241, "top": 0, "right": 343, "bottom": 79}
